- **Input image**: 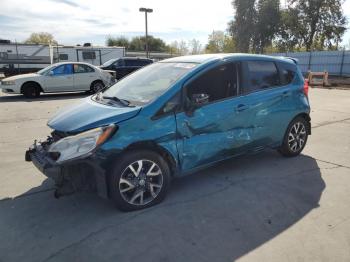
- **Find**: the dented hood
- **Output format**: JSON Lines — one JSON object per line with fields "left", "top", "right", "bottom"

{"left": 47, "top": 97, "right": 141, "bottom": 133}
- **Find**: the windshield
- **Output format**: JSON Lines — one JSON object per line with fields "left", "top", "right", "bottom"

{"left": 37, "top": 64, "right": 57, "bottom": 75}
{"left": 101, "top": 59, "right": 118, "bottom": 67}
{"left": 102, "top": 62, "right": 197, "bottom": 104}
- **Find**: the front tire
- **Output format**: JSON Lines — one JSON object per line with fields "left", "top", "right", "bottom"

{"left": 90, "top": 80, "right": 105, "bottom": 93}
{"left": 108, "top": 150, "right": 171, "bottom": 211}
{"left": 22, "top": 83, "right": 41, "bottom": 98}
{"left": 278, "top": 116, "right": 309, "bottom": 157}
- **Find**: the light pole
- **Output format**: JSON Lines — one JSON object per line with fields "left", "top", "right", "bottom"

{"left": 139, "top": 7, "right": 153, "bottom": 58}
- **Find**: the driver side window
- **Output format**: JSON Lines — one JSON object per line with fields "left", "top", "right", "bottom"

{"left": 186, "top": 63, "right": 238, "bottom": 103}
{"left": 52, "top": 64, "right": 73, "bottom": 75}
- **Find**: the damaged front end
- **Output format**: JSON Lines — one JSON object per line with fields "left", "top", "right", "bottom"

{"left": 25, "top": 125, "right": 117, "bottom": 199}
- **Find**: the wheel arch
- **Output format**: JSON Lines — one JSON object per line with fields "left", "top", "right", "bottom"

{"left": 20, "top": 81, "right": 43, "bottom": 93}
{"left": 90, "top": 79, "right": 105, "bottom": 88}
{"left": 293, "top": 112, "right": 311, "bottom": 135}
{"left": 123, "top": 141, "right": 179, "bottom": 177}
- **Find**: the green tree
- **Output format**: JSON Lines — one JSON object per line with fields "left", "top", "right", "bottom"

{"left": 24, "top": 32, "right": 57, "bottom": 45}
{"left": 228, "top": 0, "right": 256, "bottom": 52}
{"left": 278, "top": 0, "right": 347, "bottom": 51}
{"left": 253, "top": 0, "right": 280, "bottom": 53}
{"left": 106, "top": 36, "right": 130, "bottom": 48}
{"left": 205, "top": 31, "right": 235, "bottom": 53}
{"left": 129, "top": 36, "right": 168, "bottom": 52}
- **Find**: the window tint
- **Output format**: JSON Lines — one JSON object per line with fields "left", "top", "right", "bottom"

{"left": 242, "top": 61, "right": 280, "bottom": 94}
{"left": 52, "top": 64, "right": 73, "bottom": 75}
{"left": 186, "top": 63, "right": 237, "bottom": 103}
{"left": 125, "top": 59, "right": 140, "bottom": 67}
{"left": 82, "top": 51, "right": 96, "bottom": 60}
{"left": 59, "top": 54, "right": 68, "bottom": 60}
{"left": 115, "top": 59, "right": 124, "bottom": 67}
{"left": 140, "top": 60, "right": 152, "bottom": 66}
{"left": 278, "top": 62, "right": 296, "bottom": 85}
{"left": 74, "top": 64, "right": 95, "bottom": 73}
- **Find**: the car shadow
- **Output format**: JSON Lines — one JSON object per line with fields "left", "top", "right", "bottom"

{"left": 0, "top": 92, "right": 89, "bottom": 102}
{"left": 0, "top": 151, "right": 325, "bottom": 262}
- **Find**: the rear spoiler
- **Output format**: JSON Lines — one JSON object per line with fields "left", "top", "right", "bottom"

{"left": 285, "top": 57, "right": 299, "bottom": 64}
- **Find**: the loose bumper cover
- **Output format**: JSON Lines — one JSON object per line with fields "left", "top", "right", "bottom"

{"left": 25, "top": 140, "right": 109, "bottom": 199}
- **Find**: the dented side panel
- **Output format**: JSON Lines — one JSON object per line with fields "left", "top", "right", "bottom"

{"left": 175, "top": 96, "right": 258, "bottom": 171}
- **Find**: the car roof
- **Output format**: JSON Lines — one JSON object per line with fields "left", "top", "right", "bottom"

{"left": 161, "top": 53, "right": 296, "bottom": 65}
{"left": 121, "top": 57, "right": 153, "bottom": 60}
{"left": 53, "top": 62, "right": 96, "bottom": 66}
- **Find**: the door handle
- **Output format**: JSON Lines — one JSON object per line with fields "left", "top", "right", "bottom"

{"left": 236, "top": 104, "right": 249, "bottom": 112}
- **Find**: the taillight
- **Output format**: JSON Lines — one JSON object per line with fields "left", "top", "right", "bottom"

{"left": 303, "top": 79, "right": 309, "bottom": 96}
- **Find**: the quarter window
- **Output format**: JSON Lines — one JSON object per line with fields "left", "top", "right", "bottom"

{"left": 278, "top": 62, "right": 296, "bottom": 85}
{"left": 242, "top": 61, "right": 280, "bottom": 94}
{"left": 186, "top": 63, "right": 238, "bottom": 103}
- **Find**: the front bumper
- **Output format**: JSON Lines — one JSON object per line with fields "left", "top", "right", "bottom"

{"left": 25, "top": 141, "right": 109, "bottom": 199}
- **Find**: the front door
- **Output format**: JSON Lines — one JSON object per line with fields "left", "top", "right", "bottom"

{"left": 175, "top": 62, "right": 256, "bottom": 171}
{"left": 43, "top": 64, "right": 74, "bottom": 92}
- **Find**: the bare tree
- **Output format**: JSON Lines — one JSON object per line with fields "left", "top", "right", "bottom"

{"left": 189, "top": 39, "right": 202, "bottom": 54}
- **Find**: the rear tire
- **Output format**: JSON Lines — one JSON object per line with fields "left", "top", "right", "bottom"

{"left": 22, "top": 83, "right": 41, "bottom": 98}
{"left": 278, "top": 116, "right": 309, "bottom": 157}
{"left": 90, "top": 80, "right": 105, "bottom": 94}
{"left": 108, "top": 150, "right": 171, "bottom": 211}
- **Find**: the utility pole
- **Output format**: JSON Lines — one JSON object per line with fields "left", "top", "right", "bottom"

{"left": 139, "top": 7, "right": 153, "bottom": 58}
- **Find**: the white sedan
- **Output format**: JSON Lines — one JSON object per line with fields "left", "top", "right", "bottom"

{"left": 0, "top": 62, "right": 113, "bottom": 98}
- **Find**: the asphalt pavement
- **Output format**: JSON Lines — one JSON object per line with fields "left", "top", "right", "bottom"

{"left": 0, "top": 88, "right": 349, "bottom": 262}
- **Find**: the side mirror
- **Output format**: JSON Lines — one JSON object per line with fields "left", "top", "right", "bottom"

{"left": 49, "top": 70, "right": 54, "bottom": 76}
{"left": 191, "top": 93, "right": 210, "bottom": 106}
{"left": 185, "top": 93, "right": 210, "bottom": 116}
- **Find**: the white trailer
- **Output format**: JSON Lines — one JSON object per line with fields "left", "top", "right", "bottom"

{"left": 0, "top": 43, "right": 125, "bottom": 76}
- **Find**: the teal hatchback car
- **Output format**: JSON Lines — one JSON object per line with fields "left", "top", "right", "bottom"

{"left": 26, "top": 54, "right": 311, "bottom": 211}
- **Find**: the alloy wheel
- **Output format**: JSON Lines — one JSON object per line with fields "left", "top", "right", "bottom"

{"left": 288, "top": 122, "right": 307, "bottom": 152}
{"left": 119, "top": 160, "right": 163, "bottom": 206}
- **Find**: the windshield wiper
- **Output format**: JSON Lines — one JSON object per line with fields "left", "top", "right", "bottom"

{"left": 102, "top": 95, "right": 131, "bottom": 107}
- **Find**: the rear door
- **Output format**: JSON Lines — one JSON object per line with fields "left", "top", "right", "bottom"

{"left": 73, "top": 64, "right": 97, "bottom": 90}
{"left": 239, "top": 59, "right": 292, "bottom": 146}
{"left": 43, "top": 64, "right": 74, "bottom": 92}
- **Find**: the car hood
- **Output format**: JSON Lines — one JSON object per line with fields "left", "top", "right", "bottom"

{"left": 47, "top": 97, "right": 142, "bottom": 133}
{"left": 3, "top": 73, "right": 39, "bottom": 81}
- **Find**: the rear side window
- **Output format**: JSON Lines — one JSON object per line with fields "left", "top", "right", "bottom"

{"left": 140, "top": 60, "right": 152, "bottom": 66}
{"left": 74, "top": 64, "right": 95, "bottom": 73}
{"left": 278, "top": 62, "right": 296, "bottom": 85}
{"left": 125, "top": 60, "right": 139, "bottom": 66}
{"left": 241, "top": 61, "right": 280, "bottom": 94}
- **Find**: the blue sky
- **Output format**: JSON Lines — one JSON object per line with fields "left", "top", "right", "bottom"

{"left": 0, "top": 0, "right": 349, "bottom": 47}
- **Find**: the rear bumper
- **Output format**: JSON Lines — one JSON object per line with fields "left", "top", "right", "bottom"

{"left": 25, "top": 144, "right": 109, "bottom": 199}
